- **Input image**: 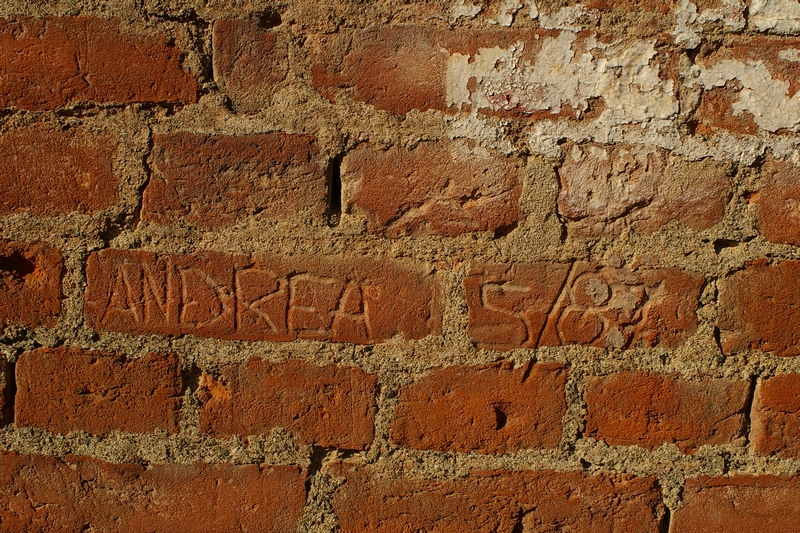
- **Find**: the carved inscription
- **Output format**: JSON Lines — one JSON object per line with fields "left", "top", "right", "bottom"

{"left": 465, "top": 262, "right": 703, "bottom": 351}
{"left": 85, "top": 250, "right": 440, "bottom": 343}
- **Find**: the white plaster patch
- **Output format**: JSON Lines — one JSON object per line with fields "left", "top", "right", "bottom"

{"left": 779, "top": 49, "right": 800, "bottom": 62}
{"left": 445, "top": 32, "right": 677, "bottom": 127}
{"left": 526, "top": 0, "right": 539, "bottom": 19}
{"left": 696, "top": 0, "right": 746, "bottom": 29}
{"left": 674, "top": 0, "right": 701, "bottom": 49}
{"left": 691, "top": 59, "right": 800, "bottom": 132}
{"left": 750, "top": 0, "right": 800, "bottom": 34}
{"left": 538, "top": 5, "right": 597, "bottom": 31}
{"left": 487, "top": 0, "right": 523, "bottom": 26}
{"left": 450, "top": 0, "right": 483, "bottom": 21}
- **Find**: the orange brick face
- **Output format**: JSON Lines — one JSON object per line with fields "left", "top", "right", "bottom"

{"left": 199, "top": 358, "right": 377, "bottom": 449}
{"left": 390, "top": 362, "right": 567, "bottom": 454}
{"left": 0, "top": 17, "right": 198, "bottom": 110}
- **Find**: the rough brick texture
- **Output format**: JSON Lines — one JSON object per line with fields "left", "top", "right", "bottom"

{"left": 390, "top": 362, "right": 567, "bottom": 454}
{"left": 143, "top": 133, "right": 326, "bottom": 227}
{"left": 0, "top": 123, "right": 118, "bottom": 216}
{"left": 342, "top": 140, "right": 522, "bottom": 236}
{"left": 753, "top": 159, "right": 800, "bottom": 245}
{"left": 718, "top": 259, "right": 800, "bottom": 356}
{"left": 84, "top": 249, "right": 440, "bottom": 343}
{"left": 332, "top": 464, "right": 665, "bottom": 532}
{"left": 213, "top": 19, "right": 288, "bottom": 114}
{"left": 465, "top": 261, "right": 703, "bottom": 351}
{"left": 751, "top": 374, "right": 800, "bottom": 457}
{"left": 673, "top": 475, "right": 800, "bottom": 532}
{"left": 0, "top": 17, "right": 198, "bottom": 110}
{"left": 557, "top": 142, "right": 731, "bottom": 236}
{"left": 15, "top": 348, "right": 183, "bottom": 436}
{"left": 199, "top": 358, "right": 377, "bottom": 449}
{"left": 0, "top": 240, "right": 62, "bottom": 329}
{"left": 584, "top": 372, "right": 750, "bottom": 453}
{"left": 0, "top": 452, "right": 306, "bottom": 533}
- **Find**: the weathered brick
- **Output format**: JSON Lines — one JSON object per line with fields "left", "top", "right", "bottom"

{"left": 751, "top": 374, "right": 800, "bottom": 457}
{"left": 557, "top": 142, "right": 731, "bottom": 236}
{"left": 342, "top": 141, "right": 522, "bottom": 237}
{"left": 584, "top": 372, "right": 750, "bottom": 453}
{"left": 332, "top": 464, "right": 665, "bottom": 532}
{"left": 310, "top": 26, "right": 677, "bottom": 124}
{"left": 389, "top": 362, "right": 566, "bottom": 454}
{"left": 0, "top": 17, "right": 198, "bottom": 110}
{"left": 0, "top": 123, "right": 118, "bottom": 216}
{"left": 673, "top": 475, "right": 800, "bottom": 532}
{"left": 213, "top": 19, "right": 289, "bottom": 114}
{"left": 15, "top": 348, "right": 182, "bottom": 436}
{"left": 142, "top": 133, "right": 326, "bottom": 227}
{"left": 0, "top": 240, "right": 62, "bottom": 329}
{"left": 717, "top": 259, "right": 800, "bottom": 356}
{"left": 199, "top": 358, "right": 377, "bottom": 449}
{"left": 752, "top": 159, "right": 800, "bottom": 245}
{"left": 465, "top": 261, "right": 702, "bottom": 351}
{"left": 693, "top": 36, "right": 800, "bottom": 133}
{"left": 84, "top": 249, "right": 440, "bottom": 343}
{"left": 0, "top": 452, "right": 306, "bottom": 532}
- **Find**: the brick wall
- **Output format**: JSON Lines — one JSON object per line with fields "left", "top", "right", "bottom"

{"left": 2, "top": 1, "right": 800, "bottom": 531}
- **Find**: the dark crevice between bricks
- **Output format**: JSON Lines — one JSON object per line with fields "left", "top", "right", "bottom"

{"left": 2, "top": 360, "right": 15, "bottom": 427}
{"left": 258, "top": 11, "right": 283, "bottom": 29}
{"left": 494, "top": 221, "right": 518, "bottom": 238}
{"left": 326, "top": 155, "right": 343, "bottom": 227}
{"left": 741, "top": 376, "right": 758, "bottom": 449}
{"left": 713, "top": 238, "right": 739, "bottom": 254}
{"left": 131, "top": 126, "right": 155, "bottom": 232}
{"left": 659, "top": 505, "right": 671, "bottom": 533}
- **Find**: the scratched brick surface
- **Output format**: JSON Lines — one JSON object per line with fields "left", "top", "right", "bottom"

{"left": 83, "top": 249, "right": 441, "bottom": 343}
{"left": 465, "top": 261, "right": 703, "bottom": 351}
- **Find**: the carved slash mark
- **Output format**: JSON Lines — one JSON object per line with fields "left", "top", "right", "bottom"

{"left": 467, "top": 261, "right": 698, "bottom": 351}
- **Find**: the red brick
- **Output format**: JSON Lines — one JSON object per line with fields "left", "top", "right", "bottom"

{"left": 310, "top": 26, "right": 678, "bottom": 123}
{"left": 84, "top": 249, "right": 440, "bottom": 343}
{"left": 751, "top": 374, "right": 800, "bottom": 457}
{"left": 753, "top": 159, "right": 800, "bottom": 245}
{"left": 389, "top": 362, "right": 566, "bottom": 454}
{"left": 0, "top": 240, "right": 62, "bottom": 329}
{"left": 0, "top": 123, "right": 118, "bottom": 216}
{"left": 0, "top": 452, "right": 306, "bottom": 532}
{"left": 673, "top": 475, "right": 800, "bottom": 532}
{"left": 213, "top": 19, "right": 288, "bottom": 114}
{"left": 0, "top": 17, "right": 198, "bottom": 110}
{"left": 694, "top": 37, "right": 800, "bottom": 134}
{"left": 584, "top": 372, "right": 750, "bottom": 453}
{"left": 717, "top": 259, "right": 800, "bottom": 356}
{"left": 557, "top": 142, "right": 731, "bottom": 236}
{"left": 199, "top": 358, "right": 377, "bottom": 449}
{"left": 15, "top": 348, "right": 182, "bottom": 436}
{"left": 142, "top": 133, "right": 326, "bottom": 227}
{"left": 332, "top": 464, "right": 665, "bottom": 532}
{"left": 343, "top": 141, "right": 522, "bottom": 237}
{"left": 465, "top": 261, "right": 702, "bottom": 351}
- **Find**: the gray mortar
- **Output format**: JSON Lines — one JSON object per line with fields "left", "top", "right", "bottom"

{"left": 2, "top": 0, "right": 800, "bottom": 530}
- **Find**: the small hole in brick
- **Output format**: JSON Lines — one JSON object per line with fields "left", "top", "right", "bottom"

{"left": 326, "top": 156, "right": 343, "bottom": 227}
{"left": 0, "top": 251, "right": 35, "bottom": 281}
{"left": 493, "top": 404, "right": 508, "bottom": 430}
{"left": 258, "top": 11, "right": 282, "bottom": 29}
